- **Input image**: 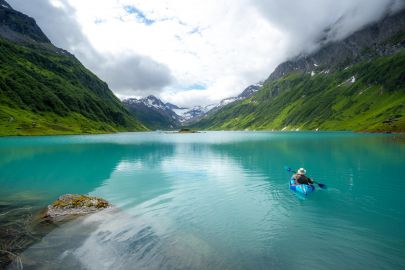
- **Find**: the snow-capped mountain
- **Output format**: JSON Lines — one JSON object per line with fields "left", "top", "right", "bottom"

{"left": 122, "top": 82, "right": 263, "bottom": 129}
{"left": 176, "top": 104, "right": 217, "bottom": 123}
{"left": 207, "top": 82, "right": 263, "bottom": 113}
{"left": 125, "top": 95, "right": 168, "bottom": 110}
{"left": 165, "top": 102, "right": 184, "bottom": 110}
{"left": 179, "top": 82, "right": 263, "bottom": 123}
{"left": 238, "top": 83, "right": 263, "bottom": 99}
{"left": 123, "top": 95, "right": 217, "bottom": 126}
{"left": 123, "top": 96, "right": 182, "bottom": 130}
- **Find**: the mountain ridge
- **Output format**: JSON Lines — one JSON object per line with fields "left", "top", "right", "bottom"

{"left": 193, "top": 9, "right": 405, "bottom": 132}
{"left": 122, "top": 82, "right": 264, "bottom": 129}
{"left": 268, "top": 9, "right": 405, "bottom": 82}
{"left": 123, "top": 95, "right": 181, "bottom": 130}
{"left": 0, "top": 1, "right": 147, "bottom": 135}
{"left": 0, "top": 0, "right": 50, "bottom": 44}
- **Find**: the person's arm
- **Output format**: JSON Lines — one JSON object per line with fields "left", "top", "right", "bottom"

{"left": 293, "top": 174, "right": 299, "bottom": 184}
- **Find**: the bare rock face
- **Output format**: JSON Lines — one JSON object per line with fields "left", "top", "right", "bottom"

{"left": 0, "top": 0, "right": 51, "bottom": 44}
{"left": 45, "top": 194, "right": 110, "bottom": 220}
{"left": 267, "top": 9, "right": 405, "bottom": 82}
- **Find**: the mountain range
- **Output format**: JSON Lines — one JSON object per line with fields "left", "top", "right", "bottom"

{"left": 122, "top": 82, "right": 263, "bottom": 130}
{"left": 0, "top": 0, "right": 146, "bottom": 135}
{"left": 122, "top": 96, "right": 181, "bottom": 130}
{"left": 1, "top": 0, "right": 404, "bottom": 135}
{"left": 192, "top": 9, "right": 405, "bottom": 132}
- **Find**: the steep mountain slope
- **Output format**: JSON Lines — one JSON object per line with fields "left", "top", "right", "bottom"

{"left": 0, "top": 1, "right": 146, "bottom": 135}
{"left": 194, "top": 10, "right": 405, "bottom": 132}
{"left": 123, "top": 96, "right": 181, "bottom": 130}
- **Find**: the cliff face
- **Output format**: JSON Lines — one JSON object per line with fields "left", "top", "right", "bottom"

{"left": 268, "top": 9, "right": 405, "bottom": 81}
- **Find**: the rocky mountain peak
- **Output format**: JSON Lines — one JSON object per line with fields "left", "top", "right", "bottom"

{"left": 122, "top": 95, "right": 183, "bottom": 130}
{"left": 0, "top": 0, "right": 51, "bottom": 43}
{"left": 267, "top": 8, "right": 405, "bottom": 82}
{"left": 145, "top": 95, "right": 159, "bottom": 101}
{"left": 142, "top": 95, "right": 167, "bottom": 109}
{"left": 238, "top": 82, "right": 263, "bottom": 99}
{"left": 0, "top": 0, "right": 12, "bottom": 9}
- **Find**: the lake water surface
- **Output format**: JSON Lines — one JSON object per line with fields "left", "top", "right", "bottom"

{"left": 1, "top": 131, "right": 404, "bottom": 270}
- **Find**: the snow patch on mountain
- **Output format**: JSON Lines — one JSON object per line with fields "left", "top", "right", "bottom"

{"left": 123, "top": 81, "right": 264, "bottom": 125}
{"left": 174, "top": 105, "right": 216, "bottom": 123}
{"left": 172, "top": 108, "right": 189, "bottom": 117}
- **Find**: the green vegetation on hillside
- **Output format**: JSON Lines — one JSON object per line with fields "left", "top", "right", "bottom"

{"left": 0, "top": 38, "right": 146, "bottom": 135}
{"left": 194, "top": 50, "right": 405, "bottom": 132}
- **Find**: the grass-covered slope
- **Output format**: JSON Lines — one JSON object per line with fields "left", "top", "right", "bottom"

{"left": 194, "top": 50, "right": 405, "bottom": 132}
{"left": 0, "top": 38, "right": 146, "bottom": 135}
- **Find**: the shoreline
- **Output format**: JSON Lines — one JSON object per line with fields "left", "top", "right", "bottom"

{"left": 0, "top": 128, "right": 404, "bottom": 137}
{"left": 0, "top": 194, "right": 111, "bottom": 268}
{"left": 0, "top": 129, "right": 153, "bottom": 138}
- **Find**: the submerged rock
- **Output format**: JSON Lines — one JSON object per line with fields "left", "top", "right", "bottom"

{"left": 0, "top": 195, "right": 111, "bottom": 268}
{"left": 45, "top": 194, "right": 110, "bottom": 220}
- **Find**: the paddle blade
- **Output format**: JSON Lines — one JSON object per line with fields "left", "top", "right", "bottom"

{"left": 284, "top": 166, "right": 293, "bottom": 172}
{"left": 317, "top": 183, "right": 327, "bottom": 189}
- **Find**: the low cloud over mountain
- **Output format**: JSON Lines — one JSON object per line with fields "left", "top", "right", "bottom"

{"left": 8, "top": 0, "right": 405, "bottom": 107}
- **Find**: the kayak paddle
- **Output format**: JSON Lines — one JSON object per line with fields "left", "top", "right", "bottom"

{"left": 284, "top": 166, "right": 327, "bottom": 189}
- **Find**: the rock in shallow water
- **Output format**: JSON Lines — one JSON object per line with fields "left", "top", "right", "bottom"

{"left": 45, "top": 194, "right": 110, "bottom": 220}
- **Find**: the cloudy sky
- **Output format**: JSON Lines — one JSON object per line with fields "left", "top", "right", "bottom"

{"left": 8, "top": 0, "right": 404, "bottom": 107}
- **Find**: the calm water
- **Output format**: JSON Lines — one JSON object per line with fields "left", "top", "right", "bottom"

{"left": 1, "top": 131, "right": 405, "bottom": 270}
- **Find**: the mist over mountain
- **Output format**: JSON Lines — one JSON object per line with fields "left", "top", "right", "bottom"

{"left": 8, "top": 0, "right": 404, "bottom": 107}
{"left": 193, "top": 9, "right": 405, "bottom": 132}
{"left": 0, "top": 1, "right": 146, "bottom": 135}
{"left": 1, "top": 0, "right": 404, "bottom": 133}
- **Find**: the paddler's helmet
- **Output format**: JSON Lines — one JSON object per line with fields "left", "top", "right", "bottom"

{"left": 297, "top": 168, "right": 306, "bottom": 175}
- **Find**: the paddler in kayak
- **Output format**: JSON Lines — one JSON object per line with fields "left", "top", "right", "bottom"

{"left": 293, "top": 168, "right": 314, "bottom": 185}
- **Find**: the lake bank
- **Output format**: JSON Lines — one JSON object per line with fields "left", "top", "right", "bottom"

{"left": 1, "top": 128, "right": 404, "bottom": 138}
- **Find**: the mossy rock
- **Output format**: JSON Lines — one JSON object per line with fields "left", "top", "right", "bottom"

{"left": 46, "top": 194, "right": 110, "bottom": 219}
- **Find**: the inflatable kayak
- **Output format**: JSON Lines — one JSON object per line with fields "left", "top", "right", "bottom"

{"left": 289, "top": 177, "right": 315, "bottom": 195}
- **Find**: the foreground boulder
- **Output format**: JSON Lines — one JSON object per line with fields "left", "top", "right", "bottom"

{"left": 45, "top": 194, "right": 110, "bottom": 220}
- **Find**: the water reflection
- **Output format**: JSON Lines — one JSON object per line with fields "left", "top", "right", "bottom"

{"left": 0, "top": 138, "right": 177, "bottom": 269}
{"left": 1, "top": 132, "right": 404, "bottom": 270}
{"left": 16, "top": 137, "right": 292, "bottom": 269}
{"left": 0, "top": 142, "right": 176, "bottom": 204}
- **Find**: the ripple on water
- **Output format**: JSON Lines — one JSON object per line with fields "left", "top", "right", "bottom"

{"left": 1, "top": 132, "right": 404, "bottom": 269}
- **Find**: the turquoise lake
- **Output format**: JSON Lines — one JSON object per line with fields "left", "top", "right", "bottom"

{"left": 1, "top": 131, "right": 405, "bottom": 270}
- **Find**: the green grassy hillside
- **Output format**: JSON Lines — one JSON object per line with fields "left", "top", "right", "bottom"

{"left": 194, "top": 50, "right": 405, "bottom": 132}
{"left": 0, "top": 38, "right": 147, "bottom": 135}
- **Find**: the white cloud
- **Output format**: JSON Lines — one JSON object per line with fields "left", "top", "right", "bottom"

{"left": 66, "top": 0, "right": 284, "bottom": 106}
{"left": 249, "top": 0, "right": 405, "bottom": 56}
{"left": 7, "top": 0, "right": 405, "bottom": 107}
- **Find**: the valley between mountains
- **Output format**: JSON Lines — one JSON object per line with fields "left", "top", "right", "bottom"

{"left": 0, "top": 1, "right": 404, "bottom": 135}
